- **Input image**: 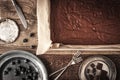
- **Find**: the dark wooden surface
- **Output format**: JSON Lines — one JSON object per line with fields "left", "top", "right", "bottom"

{"left": 0, "top": 51, "right": 120, "bottom": 80}
{"left": 0, "top": 0, "right": 37, "bottom": 51}
{"left": 38, "top": 54, "right": 120, "bottom": 80}
{"left": 0, "top": 0, "right": 120, "bottom": 80}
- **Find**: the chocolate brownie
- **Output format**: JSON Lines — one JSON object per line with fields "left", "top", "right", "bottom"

{"left": 50, "top": 0, "right": 120, "bottom": 45}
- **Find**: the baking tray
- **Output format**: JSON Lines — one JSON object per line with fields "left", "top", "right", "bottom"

{"left": 37, "top": 0, "right": 120, "bottom": 54}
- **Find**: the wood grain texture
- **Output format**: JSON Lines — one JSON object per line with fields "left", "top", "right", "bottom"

{"left": 0, "top": 1, "right": 120, "bottom": 80}
{"left": 0, "top": 0, "right": 37, "bottom": 52}
{"left": 38, "top": 53, "right": 120, "bottom": 80}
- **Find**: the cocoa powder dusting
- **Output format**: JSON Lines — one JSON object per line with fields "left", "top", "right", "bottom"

{"left": 51, "top": 0, "right": 120, "bottom": 45}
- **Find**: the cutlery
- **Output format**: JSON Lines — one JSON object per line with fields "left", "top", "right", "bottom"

{"left": 11, "top": 0, "right": 27, "bottom": 29}
{"left": 50, "top": 51, "right": 83, "bottom": 80}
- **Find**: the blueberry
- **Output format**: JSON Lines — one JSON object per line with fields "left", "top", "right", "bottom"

{"left": 14, "top": 69, "right": 19, "bottom": 76}
{"left": 12, "top": 61, "right": 16, "bottom": 65}
{"left": 24, "top": 59, "right": 30, "bottom": 63}
{"left": 30, "top": 45, "right": 37, "bottom": 49}
{"left": 30, "top": 33, "right": 35, "bottom": 37}
{"left": 7, "top": 67, "right": 12, "bottom": 71}
{"left": 23, "top": 38, "right": 28, "bottom": 43}
{"left": 4, "top": 71, "right": 8, "bottom": 75}
{"left": 16, "top": 60, "right": 21, "bottom": 64}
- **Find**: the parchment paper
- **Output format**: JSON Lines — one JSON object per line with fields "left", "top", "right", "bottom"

{"left": 36, "top": 0, "right": 120, "bottom": 55}
{"left": 37, "top": 0, "right": 52, "bottom": 54}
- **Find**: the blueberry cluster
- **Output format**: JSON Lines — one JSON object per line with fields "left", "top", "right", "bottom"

{"left": 3, "top": 59, "right": 39, "bottom": 80}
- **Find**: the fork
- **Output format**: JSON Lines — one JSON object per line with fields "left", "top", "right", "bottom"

{"left": 49, "top": 51, "right": 83, "bottom": 80}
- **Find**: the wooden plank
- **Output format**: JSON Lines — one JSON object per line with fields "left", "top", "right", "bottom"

{"left": 45, "top": 50, "right": 120, "bottom": 55}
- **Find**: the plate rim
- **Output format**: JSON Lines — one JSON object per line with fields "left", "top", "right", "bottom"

{"left": 0, "top": 50, "right": 48, "bottom": 80}
{"left": 78, "top": 56, "right": 117, "bottom": 80}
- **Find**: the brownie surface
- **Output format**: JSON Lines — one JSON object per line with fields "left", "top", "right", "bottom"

{"left": 51, "top": 0, "right": 120, "bottom": 45}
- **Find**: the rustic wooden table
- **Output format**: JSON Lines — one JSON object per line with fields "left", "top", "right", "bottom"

{"left": 0, "top": 0, "right": 120, "bottom": 80}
